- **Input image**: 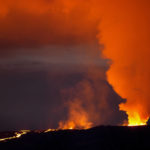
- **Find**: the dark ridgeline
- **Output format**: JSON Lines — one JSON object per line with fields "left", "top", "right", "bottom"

{"left": 0, "top": 126, "right": 150, "bottom": 150}
{"left": 147, "top": 118, "right": 150, "bottom": 125}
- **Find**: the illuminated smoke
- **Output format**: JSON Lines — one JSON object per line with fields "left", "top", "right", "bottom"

{"left": 1, "top": 0, "right": 149, "bottom": 128}
{"left": 58, "top": 68, "right": 126, "bottom": 129}
{"left": 98, "top": 0, "right": 150, "bottom": 126}
{"left": 58, "top": 79, "right": 95, "bottom": 129}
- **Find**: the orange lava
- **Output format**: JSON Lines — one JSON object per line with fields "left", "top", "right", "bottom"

{"left": 0, "top": 130, "right": 30, "bottom": 142}
{"left": 58, "top": 99, "right": 92, "bottom": 130}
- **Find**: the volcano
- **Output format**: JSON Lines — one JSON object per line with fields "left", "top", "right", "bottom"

{"left": 0, "top": 125, "right": 150, "bottom": 150}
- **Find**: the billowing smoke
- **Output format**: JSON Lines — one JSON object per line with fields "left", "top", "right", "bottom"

{"left": 0, "top": 0, "right": 100, "bottom": 49}
{"left": 59, "top": 68, "right": 127, "bottom": 129}
{"left": 98, "top": 0, "right": 150, "bottom": 125}
{"left": 1, "top": 0, "right": 149, "bottom": 129}
{"left": 57, "top": 0, "right": 150, "bottom": 127}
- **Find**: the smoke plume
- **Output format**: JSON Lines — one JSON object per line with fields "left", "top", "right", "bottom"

{"left": 98, "top": 0, "right": 150, "bottom": 125}
{"left": 1, "top": 0, "right": 149, "bottom": 128}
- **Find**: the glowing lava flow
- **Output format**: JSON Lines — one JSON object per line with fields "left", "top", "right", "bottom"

{"left": 44, "top": 129, "right": 59, "bottom": 133}
{"left": 119, "top": 104, "right": 148, "bottom": 126}
{"left": 126, "top": 112, "right": 148, "bottom": 126}
{"left": 0, "top": 130, "right": 30, "bottom": 142}
{"left": 58, "top": 111, "right": 92, "bottom": 130}
{"left": 59, "top": 120, "right": 92, "bottom": 130}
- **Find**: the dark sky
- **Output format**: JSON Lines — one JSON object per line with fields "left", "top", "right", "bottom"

{"left": 0, "top": 0, "right": 128, "bottom": 131}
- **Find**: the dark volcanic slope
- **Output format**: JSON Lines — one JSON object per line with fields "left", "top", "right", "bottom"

{"left": 0, "top": 126, "right": 150, "bottom": 150}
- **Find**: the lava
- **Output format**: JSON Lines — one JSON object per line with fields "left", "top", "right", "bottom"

{"left": 0, "top": 130, "right": 30, "bottom": 142}
{"left": 126, "top": 112, "right": 148, "bottom": 126}
{"left": 44, "top": 129, "right": 59, "bottom": 133}
{"left": 58, "top": 96, "right": 93, "bottom": 130}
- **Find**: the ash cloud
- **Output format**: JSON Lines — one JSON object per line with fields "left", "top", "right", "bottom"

{"left": 0, "top": 0, "right": 131, "bottom": 130}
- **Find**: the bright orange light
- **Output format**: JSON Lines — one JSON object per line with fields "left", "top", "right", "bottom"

{"left": 0, "top": 130, "right": 30, "bottom": 142}
{"left": 44, "top": 129, "right": 58, "bottom": 133}
{"left": 59, "top": 116, "right": 92, "bottom": 130}
{"left": 99, "top": 0, "right": 150, "bottom": 127}
{"left": 128, "top": 113, "right": 147, "bottom": 126}
{"left": 120, "top": 103, "right": 149, "bottom": 126}
{"left": 58, "top": 98, "right": 93, "bottom": 130}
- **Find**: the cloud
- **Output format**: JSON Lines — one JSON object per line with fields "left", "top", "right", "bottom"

{"left": 0, "top": 0, "right": 138, "bottom": 129}
{"left": 0, "top": 0, "right": 100, "bottom": 50}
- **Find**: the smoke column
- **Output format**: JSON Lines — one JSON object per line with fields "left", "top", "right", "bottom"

{"left": 98, "top": 0, "right": 150, "bottom": 125}
{"left": 58, "top": 0, "right": 150, "bottom": 127}
{"left": 1, "top": 0, "right": 150, "bottom": 128}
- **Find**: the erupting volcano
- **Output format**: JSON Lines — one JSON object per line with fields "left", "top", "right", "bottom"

{"left": 0, "top": 0, "right": 150, "bottom": 133}
{"left": 0, "top": 0, "right": 150, "bottom": 149}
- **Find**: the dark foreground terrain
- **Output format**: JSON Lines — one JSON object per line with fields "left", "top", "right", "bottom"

{"left": 0, "top": 126, "right": 150, "bottom": 150}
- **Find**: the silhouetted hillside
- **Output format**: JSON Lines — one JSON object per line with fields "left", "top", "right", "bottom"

{"left": 0, "top": 126, "right": 150, "bottom": 150}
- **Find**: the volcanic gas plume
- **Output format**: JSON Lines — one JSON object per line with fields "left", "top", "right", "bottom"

{"left": 0, "top": 0, "right": 150, "bottom": 129}
{"left": 58, "top": 0, "right": 150, "bottom": 127}
{"left": 98, "top": 0, "right": 150, "bottom": 126}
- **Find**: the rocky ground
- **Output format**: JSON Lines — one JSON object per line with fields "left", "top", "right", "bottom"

{"left": 0, "top": 126, "right": 150, "bottom": 150}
